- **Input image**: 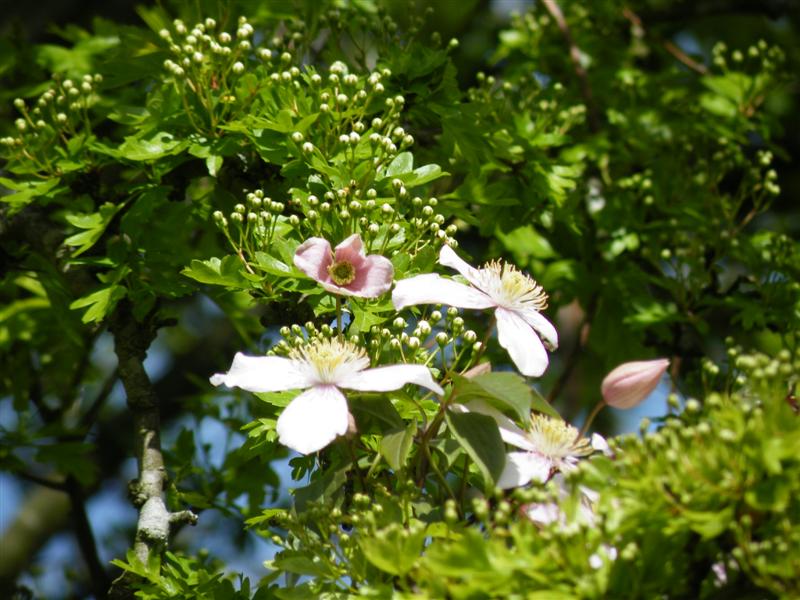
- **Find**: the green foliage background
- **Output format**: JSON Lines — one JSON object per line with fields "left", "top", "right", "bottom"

{"left": 0, "top": 0, "right": 798, "bottom": 598}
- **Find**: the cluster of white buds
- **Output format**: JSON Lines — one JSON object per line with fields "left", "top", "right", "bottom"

{"left": 2, "top": 74, "right": 101, "bottom": 171}
{"left": 712, "top": 39, "right": 784, "bottom": 73}
{"left": 160, "top": 16, "right": 265, "bottom": 87}
{"left": 212, "top": 188, "right": 294, "bottom": 252}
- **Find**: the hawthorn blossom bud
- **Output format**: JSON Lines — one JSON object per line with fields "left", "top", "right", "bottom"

{"left": 435, "top": 332, "right": 449, "bottom": 346}
{"left": 13, "top": 98, "right": 25, "bottom": 109}
{"left": 291, "top": 131, "right": 304, "bottom": 143}
{"left": 601, "top": 358, "right": 670, "bottom": 409}
{"left": 232, "top": 61, "right": 245, "bottom": 74}
{"left": 302, "top": 142, "right": 314, "bottom": 153}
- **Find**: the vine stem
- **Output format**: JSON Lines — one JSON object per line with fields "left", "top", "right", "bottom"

{"left": 579, "top": 399, "right": 606, "bottom": 438}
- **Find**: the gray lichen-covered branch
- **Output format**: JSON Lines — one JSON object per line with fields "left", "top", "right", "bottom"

{"left": 108, "top": 303, "right": 197, "bottom": 597}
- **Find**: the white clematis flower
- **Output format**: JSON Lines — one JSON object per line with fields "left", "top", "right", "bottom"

{"left": 392, "top": 245, "right": 558, "bottom": 377}
{"left": 211, "top": 338, "right": 443, "bottom": 455}
{"left": 458, "top": 401, "right": 599, "bottom": 488}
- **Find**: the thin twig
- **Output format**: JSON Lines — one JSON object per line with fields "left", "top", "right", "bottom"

{"left": 65, "top": 476, "right": 110, "bottom": 598}
{"left": 622, "top": 7, "right": 708, "bottom": 75}
{"left": 16, "top": 471, "right": 68, "bottom": 491}
{"left": 541, "top": 0, "right": 600, "bottom": 132}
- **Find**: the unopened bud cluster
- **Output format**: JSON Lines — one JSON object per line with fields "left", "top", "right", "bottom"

{"left": 212, "top": 188, "right": 292, "bottom": 254}
{"left": 160, "top": 16, "right": 271, "bottom": 131}
{"left": 2, "top": 74, "right": 101, "bottom": 175}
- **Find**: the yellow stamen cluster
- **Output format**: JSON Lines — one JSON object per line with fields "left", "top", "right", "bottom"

{"left": 289, "top": 338, "right": 368, "bottom": 383}
{"left": 529, "top": 414, "right": 591, "bottom": 459}
{"left": 328, "top": 260, "right": 356, "bottom": 285}
{"left": 479, "top": 260, "right": 548, "bottom": 310}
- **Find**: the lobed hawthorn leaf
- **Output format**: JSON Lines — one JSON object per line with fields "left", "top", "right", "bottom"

{"left": 181, "top": 256, "right": 251, "bottom": 289}
{"left": 359, "top": 523, "right": 427, "bottom": 576}
{"left": 380, "top": 423, "right": 416, "bottom": 470}
{"left": 445, "top": 408, "right": 505, "bottom": 487}
{"left": 64, "top": 201, "right": 125, "bottom": 256}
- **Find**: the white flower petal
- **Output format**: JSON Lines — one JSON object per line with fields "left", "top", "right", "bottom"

{"left": 591, "top": 433, "right": 612, "bottom": 456}
{"left": 519, "top": 307, "right": 559, "bottom": 351}
{"left": 462, "top": 400, "right": 537, "bottom": 452}
{"left": 276, "top": 385, "right": 349, "bottom": 454}
{"left": 495, "top": 307, "right": 549, "bottom": 377}
{"left": 339, "top": 364, "right": 444, "bottom": 395}
{"left": 525, "top": 502, "right": 563, "bottom": 526}
{"left": 497, "top": 451, "right": 552, "bottom": 488}
{"left": 210, "top": 353, "right": 311, "bottom": 392}
{"left": 392, "top": 274, "right": 495, "bottom": 311}
{"left": 438, "top": 245, "right": 482, "bottom": 287}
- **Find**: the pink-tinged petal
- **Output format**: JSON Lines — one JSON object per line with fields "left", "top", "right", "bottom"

{"left": 462, "top": 400, "right": 537, "bottom": 452}
{"left": 497, "top": 451, "right": 552, "bottom": 488}
{"left": 276, "top": 385, "right": 349, "bottom": 454}
{"left": 495, "top": 307, "right": 549, "bottom": 377}
{"left": 519, "top": 307, "right": 559, "bottom": 351}
{"left": 293, "top": 237, "right": 333, "bottom": 283}
{"left": 210, "top": 353, "right": 311, "bottom": 392}
{"left": 601, "top": 358, "right": 670, "bottom": 409}
{"left": 392, "top": 274, "right": 495, "bottom": 310}
{"left": 346, "top": 253, "right": 394, "bottom": 298}
{"left": 339, "top": 364, "right": 444, "bottom": 395}
{"left": 438, "top": 245, "right": 483, "bottom": 288}
{"left": 333, "top": 233, "right": 368, "bottom": 271}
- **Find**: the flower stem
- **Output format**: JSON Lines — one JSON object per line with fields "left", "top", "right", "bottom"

{"left": 579, "top": 399, "right": 606, "bottom": 438}
{"left": 335, "top": 296, "right": 343, "bottom": 340}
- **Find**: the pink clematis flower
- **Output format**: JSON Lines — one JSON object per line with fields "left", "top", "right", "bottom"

{"left": 210, "top": 338, "right": 443, "bottom": 454}
{"left": 293, "top": 234, "right": 394, "bottom": 298}
{"left": 392, "top": 245, "right": 558, "bottom": 377}
{"left": 601, "top": 358, "right": 670, "bottom": 409}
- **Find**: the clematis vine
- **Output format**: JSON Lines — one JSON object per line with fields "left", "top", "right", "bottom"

{"left": 457, "top": 401, "right": 604, "bottom": 488}
{"left": 392, "top": 245, "right": 557, "bottom": 377}
{"left": 210, "top": 338, "right": 443, "bottom": 454}
{"left": 294, "top": 233, "right": 394, "bottom": 298}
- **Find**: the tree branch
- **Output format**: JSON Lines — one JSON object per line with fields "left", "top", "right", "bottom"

{"left": 541, "top": 0, "right": 600, "bottom": 132}
{"left": 107, "top": 301, "right": 197, "bottom": 599}
{"left": 65, "top": 476, "right": 111, "bottom": 598}
{"left": 622, "top": 7, "right": 708, "bottom": 75}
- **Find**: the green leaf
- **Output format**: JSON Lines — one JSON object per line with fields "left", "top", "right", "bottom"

{"left": 69, "top": 284, "right": 127, "bottom": 324}
{"left": 385, "top": 151, "right": 413, "bottom": 177}
{"left": 407, "top": 163, "right": 448, "bottom": 187}
{"left": 349, "top": 396, "right": 404, "bottom": 430}
{"left": 117, "top": 131, "right": 188, "bottom": 161}
{"left": 380, "top": 423, "right": 416, "bottom": 470}
{"left": 359, "top": 523, "right": 426, "bottom": 576}
{"left": 445, "top": 409, "right": 505, "bottom": 486}
{"left": 181, "top": 256, "right": 250, "bottom": 288}
{"left": 206, "top": 155, "right": 223, "bottom": 177}
{"left": 452, "top": 372, "right": 535, "bottom": 425}
{"left": 254, "top": 252, "right": 296, "bottom": 277}
{"left": 64, "top": 202, "right": 124, "bottom": 256}
{"left": 0, "top": 177, "right": 60, "bottom": 213}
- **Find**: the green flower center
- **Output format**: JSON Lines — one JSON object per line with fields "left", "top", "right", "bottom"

{"left": 328, "top": 260, "right": 356, "bottom": 286}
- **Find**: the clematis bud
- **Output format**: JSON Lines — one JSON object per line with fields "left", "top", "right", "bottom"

{"left": 601, "top": 358, "right": 670, "bottom": 409}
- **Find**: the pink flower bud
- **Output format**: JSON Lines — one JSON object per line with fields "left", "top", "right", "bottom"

{"left": 601, "top": 358, "right": 670, "bottom": 409}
